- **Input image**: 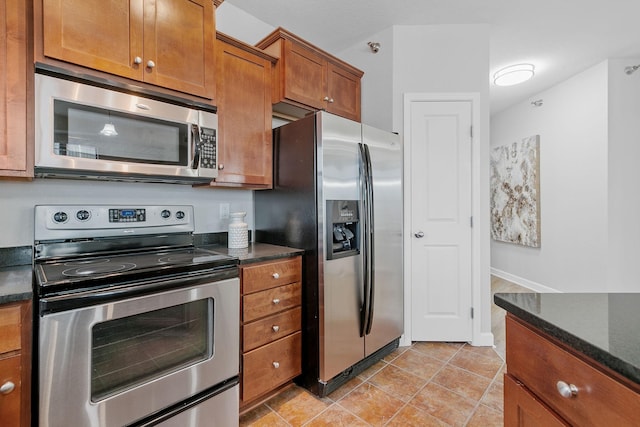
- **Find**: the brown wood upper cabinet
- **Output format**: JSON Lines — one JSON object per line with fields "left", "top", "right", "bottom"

{"left": 209, "top": 33, "right": 275, "bottom": 189}
{"left": 40, "top": 0, "right": 216, "bottom": 100}
{"left": 256, "top": 27, "right": 363, "bottom": 122}
{"left": 1, "top": 0, "right": 32, "bottom": 178}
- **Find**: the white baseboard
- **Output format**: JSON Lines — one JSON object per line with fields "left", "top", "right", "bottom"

{"left": 491, "top": 268, "right": 561, "bottom": 293}
{"left": 471, "top": 331, "right": 495, "bottom": 347}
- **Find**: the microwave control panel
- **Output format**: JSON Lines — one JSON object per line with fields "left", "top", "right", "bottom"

{"left": 198, "top": 127, "right": 217, "bottom": 171}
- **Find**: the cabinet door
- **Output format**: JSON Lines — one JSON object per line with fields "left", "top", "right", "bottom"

{"left": 0, "top": 0, "right": 30, "bottom": 177}
{"left": 504, "top": 374, "right": 569, "bottom": 427}
{"left": 143, "top": 0, "right": 215, "bottom": 99}
{"left": 42, "top": 0, "right": 144, "bottom": 80}
{"left": 282, "top": 39, "right": 326, "bottom": 110}
{"left": 0, "top": 355, "right": 22, "bottom": 427}
{"left": 326, "top": 62, "right": 361, "bottom": 122}
{"left": 215, "top": 39, "right": 272, "bottom": 187}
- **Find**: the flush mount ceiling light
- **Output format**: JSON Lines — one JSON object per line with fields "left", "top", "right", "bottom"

{"left": 493, "top": 63, "right": 535, "bottom": 86}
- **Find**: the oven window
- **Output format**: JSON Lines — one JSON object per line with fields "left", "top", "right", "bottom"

{"left": 91, "top": 299, "right": 212, "bottom": 402}
{"left": 53, "top": 100, "right": 189, "bottom": 165}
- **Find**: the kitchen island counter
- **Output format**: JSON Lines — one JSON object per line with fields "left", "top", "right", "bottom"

{"left": 494, "top": 292, "right": 640, "bottom": 387}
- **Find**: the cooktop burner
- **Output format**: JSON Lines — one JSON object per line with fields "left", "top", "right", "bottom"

{"left": 62, "top": 261, "right": 137, "bottom": 277}
{"left": 35, "top": 247, "right": 237, "bottom": 290}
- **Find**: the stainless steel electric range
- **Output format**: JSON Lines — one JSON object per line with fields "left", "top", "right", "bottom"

{"left": 33, "top": 204, "right": 240, "bottom": 427}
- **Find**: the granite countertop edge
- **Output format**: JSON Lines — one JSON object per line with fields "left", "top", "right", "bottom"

{"left": 201, "top": 242, "right": 304, "bottom": 264}
{"left": 494, "top": 293, "right": 640, "bottom": 386}
{"left": 0, "top": 265, "right": 33, "bottom": 304}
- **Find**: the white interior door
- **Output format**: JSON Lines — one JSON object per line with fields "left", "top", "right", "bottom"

{"left": 409, "top": 100, "right": 473, "bottom": 341}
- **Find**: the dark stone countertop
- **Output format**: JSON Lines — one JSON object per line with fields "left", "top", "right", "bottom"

{"left": 0, "top": 265, "right": 33, "bottom": 304}
{"left": 202, "top": 242, "right": 304, "bottom": 265}
{"left": 494, "top": 292, "right": 640, "bottom": 386}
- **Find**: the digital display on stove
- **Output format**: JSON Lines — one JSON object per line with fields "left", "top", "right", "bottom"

{"left": 109, "top": 208, "right": 146, "bottom": 223}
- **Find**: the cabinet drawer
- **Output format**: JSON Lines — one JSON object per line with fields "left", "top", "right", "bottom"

{"left": 506, "top": 316, "right": 640, "bottom": 426}
{"left": 0, "top": 305, "right": 21, "bottom": 354}
{"left": 243, "top": 307, "right": 301, "bottom": 352}
{"left": 242, "top": 257, "right": 301, "bottom": 294}
{"left": 243, "top": 282, "right": 301, "bottom": 322}
{"left": 504, "top": 373, "right": 569, "bottom": 427}
{"left": 242, "top": 332, "right": 302, "bottom": 402}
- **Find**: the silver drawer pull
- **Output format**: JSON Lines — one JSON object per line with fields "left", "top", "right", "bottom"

{"left": 556, "top": 381, "right": 578, "bottom": 398}
{"left": 272, "top": 298, "right": 280, "bottom": 305}
{"left": 272, "top": 361, "right": 280, "bottom": 369}
{"left": 0, "top": 381, "right": 15, "bottom": 395}
{"left": 272, "top": 272, "right": 280, "bottom": 279}
{"left": 272, "top": 325, "right": 280, "bottom": 332}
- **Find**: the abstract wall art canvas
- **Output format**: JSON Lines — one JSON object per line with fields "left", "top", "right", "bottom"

{"left": 490, "top": 135, "right": 541, "bottom": 247}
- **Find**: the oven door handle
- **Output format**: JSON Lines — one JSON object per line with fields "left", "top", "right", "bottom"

{"left": 39, "top": 266, "right": 238, "bottom": 315}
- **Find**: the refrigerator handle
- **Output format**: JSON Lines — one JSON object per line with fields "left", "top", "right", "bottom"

{"left": 358, "top": 143, "right": 371, "bottom": 337}
{"left": 364, "top": 143, "right": 375, "bottom": 335}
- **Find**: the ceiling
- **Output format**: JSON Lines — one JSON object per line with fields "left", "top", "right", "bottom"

{"left": 225, "top": 0, "right": 640, "bottom": 114}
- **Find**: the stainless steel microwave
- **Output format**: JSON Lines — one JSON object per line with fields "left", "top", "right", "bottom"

{"left": 35, "top": 73, "right": 218, "bottom": 184}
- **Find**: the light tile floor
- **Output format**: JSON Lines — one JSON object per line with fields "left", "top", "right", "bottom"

{"left": 240, "top": 276, "right": 530, "bottom": 427}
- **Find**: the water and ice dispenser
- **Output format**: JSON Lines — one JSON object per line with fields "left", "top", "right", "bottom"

{"left": 326, "top": 200, "right": 360, "bottom": 260}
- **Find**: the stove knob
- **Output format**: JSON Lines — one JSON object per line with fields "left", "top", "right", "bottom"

{"left": 161, "top": 210, "right": 171, "bottom": 219}
{"left": 176, "top": 211, "right": 185, "bottom": 219}
{"left": 76, "top": 210, "right": 90, "bottom": 221}
{"left": 53, "top": 212, "right": 68, "bottom": 223}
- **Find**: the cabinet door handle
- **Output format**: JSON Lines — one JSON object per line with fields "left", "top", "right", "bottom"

{"left": 0, "top": 381, "right": 15, "bottom": 395}
{"left": 272, "top": 325, "right": 280, "bottom": 332}
{"left": 218, "top": 164, "right": 224, "bottom": 170}
{"left": 133, "top": 56, "right": 142, "bottom": 65}
{"left": 556, "top": 381, "right": 578, "bottom": 398}
{"left": 272, "top": 272, "right": 280, "bottom": 279}
{"left": 146, "top": 60, "right": 156, "bottom": 69}
{"left": 328, "top": 98, "right": 334, "bottom": 103}
{"left": 323, "top": 96, "right": 330, "bottom": 101}
{"left": 272, "top": 298, "right": 280, "bottom": 305}
{"left": 272, "top": 361, "right": 280, "bottom": 369}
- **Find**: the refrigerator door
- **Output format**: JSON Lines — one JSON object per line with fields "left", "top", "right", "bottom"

{"left": 318, "top": 112, "right": 365, "bottom": 382}
{"left": 362, "top": 124, "right": 404, "bottom": 357}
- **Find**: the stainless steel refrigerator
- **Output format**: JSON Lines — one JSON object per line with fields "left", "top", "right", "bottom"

{"left": 255, "top": 111, "right": 403, "bottom": 397}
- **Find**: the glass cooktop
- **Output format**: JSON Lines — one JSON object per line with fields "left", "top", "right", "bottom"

{"left": 35, "top": 247, "right": 238, "bottom": 290}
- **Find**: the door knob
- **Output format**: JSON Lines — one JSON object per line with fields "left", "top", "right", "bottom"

{"left": 414, "top": 231, "right": 425, "bottom": 238}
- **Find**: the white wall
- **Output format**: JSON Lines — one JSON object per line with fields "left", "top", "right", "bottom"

{"left": 0, "top": 179, "right": 253, "bottom": 247}
{"left": 490, "top": 62, "right": 610, "bottom": 292}
{"left": 607, "top": 58, "right": 640, "bottom": 291}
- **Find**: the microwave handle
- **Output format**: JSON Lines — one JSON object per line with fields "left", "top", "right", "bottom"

{"left": 191, "top": 124, "right": 201, "bottom": 170}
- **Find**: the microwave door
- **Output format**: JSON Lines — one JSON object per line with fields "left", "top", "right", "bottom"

{"left": 34, "top": 73, "right": 217, "bottom": 184}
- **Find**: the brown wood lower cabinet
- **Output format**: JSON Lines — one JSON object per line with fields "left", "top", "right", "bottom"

{"left": 240, "top": 256, "right": 302, "bottom": 409}
{"left": 505, "top": 315, "right": 640, "bottom": 426}
{"left": 0, "top": 301, "right": 32, "bottom": 427}
{"left": 242, "top": 332, "right": 302, "bottom": 403}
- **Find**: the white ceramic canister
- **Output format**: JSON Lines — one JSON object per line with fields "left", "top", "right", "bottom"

{"left": 228, "top": 211, "right": 248, "bottom": 248}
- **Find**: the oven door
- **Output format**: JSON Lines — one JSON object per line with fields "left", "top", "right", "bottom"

{"left": 38, "top": 276, "right": 239, "bottom": 427}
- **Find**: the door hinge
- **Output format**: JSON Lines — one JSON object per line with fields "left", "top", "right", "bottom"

{"left": 470, "top": 216, "right": 473, "bottom": 227}
{"left": 470, "top": 307, "right": 474, "bottom": 319}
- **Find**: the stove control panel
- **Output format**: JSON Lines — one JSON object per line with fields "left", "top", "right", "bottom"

{"left": 35, "top": 205, "right": 195, "bottom": 240}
